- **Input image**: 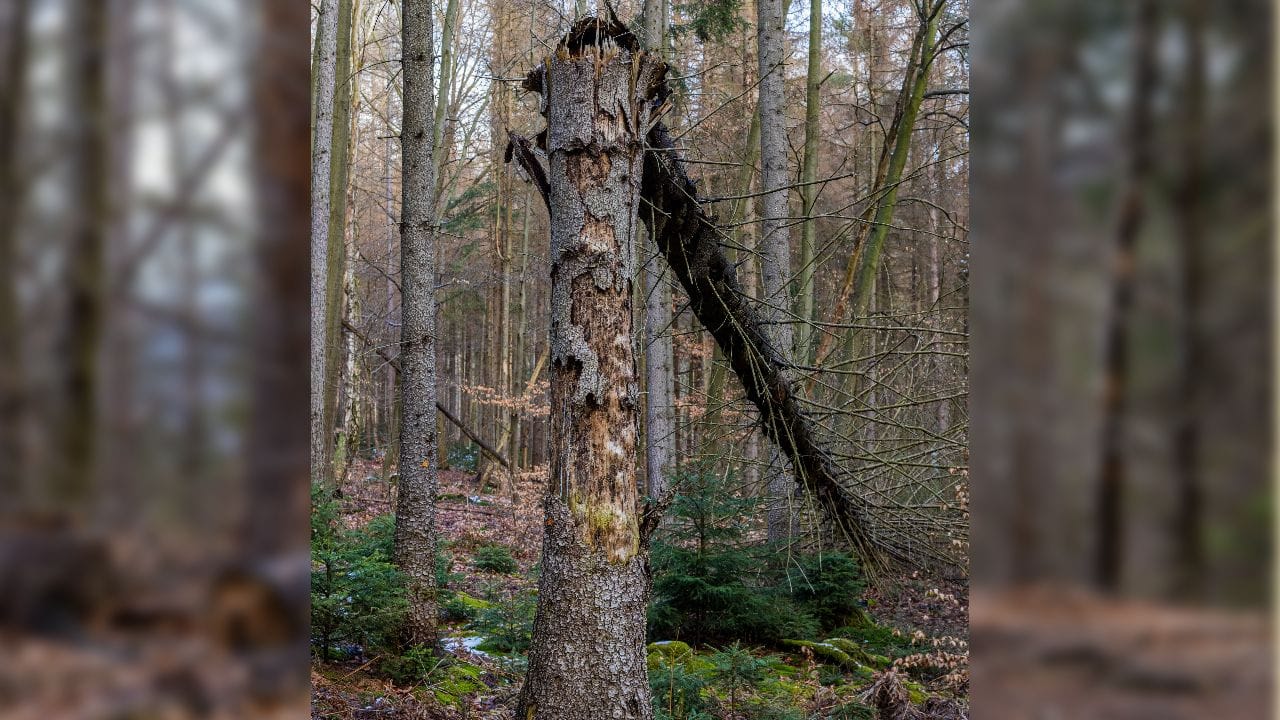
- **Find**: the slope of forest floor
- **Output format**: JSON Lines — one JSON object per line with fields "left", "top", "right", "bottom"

{"left": 310, "top": 461, "right": 971, "bottom": 719}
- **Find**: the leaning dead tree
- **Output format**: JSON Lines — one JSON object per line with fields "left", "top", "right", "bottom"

{"left": 509, "top": 19, "right": 950, "bottom": 572}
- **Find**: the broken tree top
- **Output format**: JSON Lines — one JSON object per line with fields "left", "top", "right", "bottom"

{"left": 505, "top": 16, "right": 953, "bottom": 571}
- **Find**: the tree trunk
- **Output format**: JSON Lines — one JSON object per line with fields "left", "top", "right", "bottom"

{"left": 1095, "top": 0, "right": 1157, "bottom": 592}
{"left": 310, "top": 0, "right": 339, "bottom": 492}
{"left": 54, "top": 0, "right": 108, "bottom": 509}
{"left": 514, "top": 19, "right": 664, "bottom": 720}
{"left": 322, "top": 0, "right": 356, "bottom": 487}
{"left": 795, "top": 0, "right": 821, "bottom": 367}
{"left": 0, "top": 0, "right": 30, "bottom": 506}
{"left": 393, "top": 0, "right": 441, "bottom": 647}
{"left": 642, "top": 0, "right": 675, "bottom": 498}
{"left": 1171, "top": 0, "right": 1205, "bottom": 599}
{"left": 757, "top": 0, "right": 796, "bottom": 542}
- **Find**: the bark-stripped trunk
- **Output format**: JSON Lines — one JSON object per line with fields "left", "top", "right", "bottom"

{"left": 757, "top": 0, "right": 796, "bottom": 542}
{"left": 310, "top": 0, "right": 339, "bottom": 492}
{"left": 1096, "top": 0, "right": 1157, "bottom": 591}
{"left": 393, "top": 0, "right": 441, "bottom": 646}
{"left": 514, "top": 19, "right": 664, "bottom": 720}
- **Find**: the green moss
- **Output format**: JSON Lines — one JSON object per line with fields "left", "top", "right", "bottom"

{"left": 646, "top": 641, "right": 715, "bottom": 675}
{"left": 823, "top": 638, "right": 891, "bottom": 669}
{"left": 782, "top": 640, "right": 876, "bottom": 681}
{"left": 440, "top": 590, "right": 493, "bottom": 621}
{"left": 430, "top": 662, "right": 486, "bottom": 706}
{"left": 904, "top": 679, "right": 928, "bottom": 705}
{"left": 648, "top": 640, "right": 694, "bottom": 660}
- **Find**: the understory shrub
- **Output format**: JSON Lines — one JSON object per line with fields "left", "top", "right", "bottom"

{"left": 473, "top": 544, "right": 518, "bottom": 574}
{"left": 649, "top": 469, "right": 865, "bottom": 645}
{"left": 470, "top": 589, "right": 537, "bottom": 654}
{"left": 311, "top": 485, "right": 407, "bottom": 661}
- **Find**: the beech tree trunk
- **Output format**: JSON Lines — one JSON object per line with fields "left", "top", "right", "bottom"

{"left": 515, "top": 19, "right": 664, "bottom": 720}
{"left": 393, "top": 0, "right": 441, "bottom": 647}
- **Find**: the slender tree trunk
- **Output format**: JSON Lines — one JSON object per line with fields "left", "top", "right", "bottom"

{"left": 393, "top": 0, "right": 441, "bottom": 646}
{"left": 515, "top": 20, "right": 664, "bottom": 719}
{"left": 54, "top": 0, "right": 109, "bottom": 510}
{"left": 1171, "top": 0, "right": 1205, "bottom": 599}
{"left": 642, "top": 0, "right": 675, "bottom": 498}
{"left": 0, "top": 0, "right": 30, "bottom": 506}
{"left": 847, "top": 0, "right": 941, "bottom": 319}
{"left": 323, "top": 0, "right": 355, "bottom": 485}
{"left": 758, "top": 0, "right": 796, "bottom": 542}
{"left": 795, "top": 0, "right": 821, "bottom": 367}
{"left": 1096, "top": 0, "right": 1158, "bottom": 591}
{"left": 310, "top": 0, "right": 339, "bottom": 492}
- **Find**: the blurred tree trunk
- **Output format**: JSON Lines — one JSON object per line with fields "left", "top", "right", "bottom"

{"left": 516, "top": 22, "right": 663, "bottom": 719}
{"left": 310, "top": 0, "right": 339, "bottom": 493}
{"left": 247, "top": 0, "right": 311, "bottom": 564}
{"left": 1172, "top": 0, "right": 1205, "bottom": 599}
{"left": 393, "top": 0, "right": 441, "bottom": 647}
{"left": 1096, "top": 0, "right": 1158, "bottom": 591}
{"left": 54, "top": 0, "right": 109, "bottom": 510}
{"left": 0, "top": 0, "right": 30, "bottom": 505}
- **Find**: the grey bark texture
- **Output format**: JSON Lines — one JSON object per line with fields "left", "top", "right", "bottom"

{"left": 393, "top": 0, "right": 441, "bottom": 647}
{"left": 310, "top": 0, "right": 338, "bottom": 492}
{"left": 757, "top": 0, "right": 796, "bottom": 542}
{"left": 641, "top": 0, "right": 675, "bottom": 498}
{"left": 513, "top": 19, "right": 665, "bottom": 720}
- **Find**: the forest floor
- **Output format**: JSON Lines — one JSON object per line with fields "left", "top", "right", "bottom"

{"left": 310, "top": 462, "right": 971, "bottom": 719}
{"left": 970, "top": 587, "right": 1270, "bottom": 720}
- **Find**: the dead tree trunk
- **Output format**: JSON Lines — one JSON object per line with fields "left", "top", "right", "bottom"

{"left": 513, "top": 18, "right": 663, "bottom": 720}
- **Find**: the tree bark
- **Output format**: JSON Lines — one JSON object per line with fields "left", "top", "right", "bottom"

{"left": 757, "top": 0, "right": 796, "bottom": 542}
{"left": 642, "top": 0, "right": 675, "bottom": 498}
{"left": 514, "top": 19, "right": 664, "bottom": 720}
{"left": 795, "top": 0, "right": 821, "bottom": 367}
{"left": 310, "top": 0, "right": 339, "bottom": 493}
{"left": 393, "top": 0, "right": 441, "bottom": 647}
{"left": 322, "top": 0, "right": 355, "bottom": 486}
